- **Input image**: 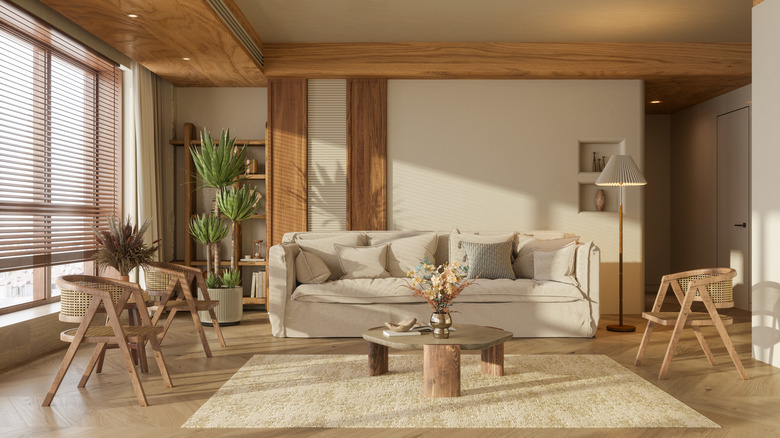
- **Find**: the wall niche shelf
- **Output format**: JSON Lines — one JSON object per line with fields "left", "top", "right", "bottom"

{"left": 577, "top": 139, "right": 625, "bottom": 213}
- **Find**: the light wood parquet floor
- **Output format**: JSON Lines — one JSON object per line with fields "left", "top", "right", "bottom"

{"left": 0, "top": 308, "right": 778, "bottom": 438}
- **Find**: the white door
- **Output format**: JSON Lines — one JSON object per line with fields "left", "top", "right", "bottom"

{"left": 717, "top": 107, "right": 750, "bottom": 310}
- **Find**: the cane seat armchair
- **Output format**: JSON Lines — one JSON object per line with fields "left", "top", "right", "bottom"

{"left": 43, "top": 275, "right": 173, "bottom": 407}
{"left": 635, "top": 268, "right": 748, "bottom": 380}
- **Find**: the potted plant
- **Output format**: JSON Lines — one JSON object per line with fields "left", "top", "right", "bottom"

{"left": 189, "top": 127, "right": 261, "bottom": 325}
{"left": 92, "top": 214, "right": 160, "bottom": 281}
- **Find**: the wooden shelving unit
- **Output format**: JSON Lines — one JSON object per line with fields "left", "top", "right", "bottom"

{"left": 171, "top": 122, "right": 269, "bottom": 308}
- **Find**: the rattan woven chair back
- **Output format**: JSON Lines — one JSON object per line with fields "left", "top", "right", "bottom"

{"left": 43, "top": 275, "right": 173, "bottom": 407}
{"left": 635, "top": 267, "right": 747, "bottom": 380}
{"left": 143, "top": 262, "right": 226, "bottom": 357}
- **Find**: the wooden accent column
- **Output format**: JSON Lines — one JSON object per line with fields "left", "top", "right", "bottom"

{"left": 347, "top": 79, "right": 387, "bottom": 230}
{"left": 267, "top": 79, "right": 308, "bottom": 246}
{"left": 182, "top": 122, "right": 195, "bottom": 265}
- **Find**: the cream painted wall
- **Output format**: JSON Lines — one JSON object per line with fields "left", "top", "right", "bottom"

{"left": 387, "top": 79, "right": 645, "bottom": 314}
{"left": 644, "top": 115, "right": 671, "bottom": 297}
{"left": 172, "top": 88, "right": 268, "bottom": 271}
{"left": 752, "top": 1, "right": 780, "bottom": 367}
{"left": 669, "top": 86, "right": 751, "bottom": 276}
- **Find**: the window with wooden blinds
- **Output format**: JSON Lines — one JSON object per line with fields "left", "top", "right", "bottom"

{"left": 0, "top": 1, "right": 121, "bottom": 272}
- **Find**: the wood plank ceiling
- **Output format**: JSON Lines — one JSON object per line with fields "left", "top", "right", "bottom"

{"left": 37, "top": 0, "right": 752, "bottom": 114}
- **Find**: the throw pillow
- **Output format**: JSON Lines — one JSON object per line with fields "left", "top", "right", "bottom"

{"left": 533, "top": 243, "right": 578, "bottom": 286}
{"left": 335, "top": 244, "right": 391, "bottom": 279}
{"left": 295, "top": 233, "right": 366, "bottom": 281}
{"left": 294, "top": 250, "right": 331, "bottom": 284}
{"left": 449, "top": 232, "right": 516, "bottom": 269}
{"left": 513, "top": 236, "right": 579, "bottom": 278}
{"left": 460, "top": 240, "right": 516, "bottom": 279}
{"left": 368, "top": 233, "right": 438, "bottom": 277}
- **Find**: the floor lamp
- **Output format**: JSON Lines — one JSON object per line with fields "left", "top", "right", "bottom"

{"left": 596, "top": 155, "right": 647, "bottom": 332}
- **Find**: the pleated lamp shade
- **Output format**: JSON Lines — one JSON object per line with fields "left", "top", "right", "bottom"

{"left": 595, "top": 155, "right": 647, "bottom": 186}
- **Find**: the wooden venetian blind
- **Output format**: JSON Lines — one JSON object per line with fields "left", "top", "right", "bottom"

{"left": 0, "top": 1, "right": 121, "bottom": 272}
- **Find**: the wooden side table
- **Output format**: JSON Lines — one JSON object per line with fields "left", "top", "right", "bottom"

{"left": 362, "top": 324, "right": 513, "bottom": 397}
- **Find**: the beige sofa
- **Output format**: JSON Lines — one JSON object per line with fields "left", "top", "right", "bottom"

{"left": 268, "top": 230, "right": 599, "bottom": 338}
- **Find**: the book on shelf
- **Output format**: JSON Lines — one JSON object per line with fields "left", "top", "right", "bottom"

{"left": 250, "top": 272, "right": 258, "bottom": 298}
{"left": 258, "top": 272, "right": 265, "bottom": 298}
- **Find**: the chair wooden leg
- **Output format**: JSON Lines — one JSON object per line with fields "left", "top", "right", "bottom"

{"left": 148, "top": 334, "right": 173, "bottom": 388}
{"left": 136, "top": 341, "right": 149, "bottom": 373}
{"left": 42, "top": 339, "right": 83, "bottom": 407}
{"left": 634, "top": 320, "right": 655, "bottom": 366}
{"left": 658, "top": 313, "right": 690, "bottom": 380}
{"left": 692, "top": 326, "right": 717, "bottom": 366}
{"left": 157, "top": 309, "right": 178, "bottom": 344}
{"left": 209, "top": 308, "right": 227, "bottom": 347}
{"left": 79, "top": 343, "right": 107, "bottom": 388}
{"left": 189, "top": 309, "right": 212, "bottom": 357}
{"left": 710, "top": 315, "right": 749, "bottom": 380}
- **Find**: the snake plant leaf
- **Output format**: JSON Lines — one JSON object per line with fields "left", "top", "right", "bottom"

{"left": 190, "top": 127, "right": 248, "bottom": 190}
{"left": 216, "top": 186, "right": 262, "bottom": 222}
{"left": 188, "top": 213, "right": 230, "bottom": 244}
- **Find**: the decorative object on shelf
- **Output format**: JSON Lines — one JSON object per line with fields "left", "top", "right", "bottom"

{"left": 592, "top": 151, "right": 598, "bottom": 172}
{"left": 384, "top": 317, "right": 417, "bottom": 332}
{"left": 91, "top": 214, "right": 160, "bottom": 277}
{"left": 601, "top": 156, "right": 606, "bottom": 171}
{"left": 429, "top": 312, "right": 453, "bottom": 339}
{"left": 596, "top": 155, "right": 647, "bottom": 333}
{"left": 404, "top": 258, "right": 474, "bottom": 339}
{"left": 253, "top": 240, "right": 263, "bottom": 259}
{"left": 595, "top": 189, "right": 606, "bottom": 212}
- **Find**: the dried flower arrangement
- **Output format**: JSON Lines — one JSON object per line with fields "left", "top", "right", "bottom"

{"left": 404, "top": 258, "right": 474, "bottom": 313}
{"left": 91, "top": 215, "right": 160, "bottom": 277}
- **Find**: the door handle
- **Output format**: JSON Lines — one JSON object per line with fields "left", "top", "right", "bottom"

{"left": 734, "top": 222, "right": 746, "bottom": 228}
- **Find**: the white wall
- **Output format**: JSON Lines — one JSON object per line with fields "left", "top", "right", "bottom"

{"left": 387, "top": 79, "right": 645, "bottom": 314}
{"left": 644, "top": 115, "right": 671, "bottom": 296}
{"left": 669, "top": 86, "right": 751, "bottom": 275}
{"left": 172, "top": 88, "right": 268, "bottom": 266}
{"left": 752, "top": 1, "right": 780, "bottom": 367}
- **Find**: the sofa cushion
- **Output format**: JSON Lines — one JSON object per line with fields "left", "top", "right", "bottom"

{"left": 449, "top": 232, "right": 516, "bottom": 269}
{"left": 533, "top": 242, "right": 578, "bottom": 286}
{"left": 295, "top": 233, "right": 367, "bottom": 281}
{"left": 295, "top": 250, "right": 331, "bottom": 284}
{"left": 368, "top": 232, "right": 438, "bottom": 277}
{"left": 291, "top": 278, "right": 415, "bottom": 303}
{"left": 513, "top": 236, "right": 579, "bottom": 278}
{"left": 457, "top": 278, "right": 585, "bottom": 302}
{"left": 335, "top": 244, "right": 391, "bottom": 280}
{"left": 461, "top": 240, "right": 515, "bottom": 279}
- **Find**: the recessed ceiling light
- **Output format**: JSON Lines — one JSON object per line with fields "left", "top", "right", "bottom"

{"left": 182, "top": 57, "right": 191, "bottom": 61}
{"left": 127, "top": 14, "right": 138, "bottom": 18}
{"left": 649, "top": 100, "right": 662, "bottom": 104}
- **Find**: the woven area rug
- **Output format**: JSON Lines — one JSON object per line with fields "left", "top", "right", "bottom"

{"left": 182, "top": 354, "right": 718, "bottom": 429}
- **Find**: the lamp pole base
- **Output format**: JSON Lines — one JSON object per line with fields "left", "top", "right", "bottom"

{"left": 606, "top": 324, "right": 636, "bottom": 332}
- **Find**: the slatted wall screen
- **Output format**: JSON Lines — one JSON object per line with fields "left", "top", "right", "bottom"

{"left": 307, "top": 79, "right": 346, "bottom": 231}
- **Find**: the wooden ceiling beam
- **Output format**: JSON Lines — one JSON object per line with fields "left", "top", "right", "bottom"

{"left": 39, "top": 0, "right": 266, "bottom": 87}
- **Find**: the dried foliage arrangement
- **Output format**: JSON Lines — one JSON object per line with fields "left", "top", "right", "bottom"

{"left": 404, "top": 258, "right": 475, "bottom": 313}
{"left": 92, "top": 215, "right": 160, "bottom": 277}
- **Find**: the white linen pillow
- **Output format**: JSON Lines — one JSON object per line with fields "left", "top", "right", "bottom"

{"left": 533, "top": 243, "right": 578, "bottom": 286}
{"left": 335, "top": 244, "right": 391, "bottom": 280}
{"left": 368, "top": 232, "right": 438, "bottom": 277}
{"left": 513, "top": 236, "right": 579, "bottom": 278}
{"left": 449, "top": 232, "right": 516, "bottom": 269}
{"left": 295, "top": 234, "right": 366, "bottom": 281}
{"left": 295, "top": 250, "right": 331, "bottom": 284}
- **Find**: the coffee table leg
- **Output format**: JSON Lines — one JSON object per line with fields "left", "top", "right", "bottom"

{"left": 424, "top": 344, "right": 461, "bottom": 397}
{"left": 481, "top": 343, "right": 504, "bottom": 376}
{"left": 368, "top": 342, "right": 388, "bottom": 376}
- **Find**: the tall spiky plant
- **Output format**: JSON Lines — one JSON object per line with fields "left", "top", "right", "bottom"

{"left": 188, "top": 213, "right": 230, "bottom": 282}
{"left": 92, "top": 214, "right": 160, "bottom": 277}
{"left": 189, "top": 127, "right": 260, "bottom": 284}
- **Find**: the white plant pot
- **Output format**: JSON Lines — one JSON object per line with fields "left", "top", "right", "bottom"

{"left": 199, "top": 286, "right": 243, "bottom": 326}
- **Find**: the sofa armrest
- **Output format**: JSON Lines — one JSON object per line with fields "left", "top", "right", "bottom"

{"left": 575, "top": 242, "right": 600, "bottom": 336}
{"left": 268, "top": 242, "right": 300, "bottom": 337}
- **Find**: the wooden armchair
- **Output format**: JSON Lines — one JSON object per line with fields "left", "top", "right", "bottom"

{"left": 143, "top": 262, "right": 226, "bottom": 357}
{"left": 635, "top": 268, "right": 748, "bottom": 380}
{"left": 43, "top": 275, "right": 173, "bottom": 407}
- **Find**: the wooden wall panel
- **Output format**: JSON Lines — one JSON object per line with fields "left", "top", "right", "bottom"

{"left": 347, "top": 79, "right": 387, "bottom": 230}
{"left": 268, "top": 79, "right": 308, "bottom": 246}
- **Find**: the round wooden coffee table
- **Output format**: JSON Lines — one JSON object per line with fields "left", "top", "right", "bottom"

{"left": 362, "top": 324, "right": 513, "bottom": 397}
